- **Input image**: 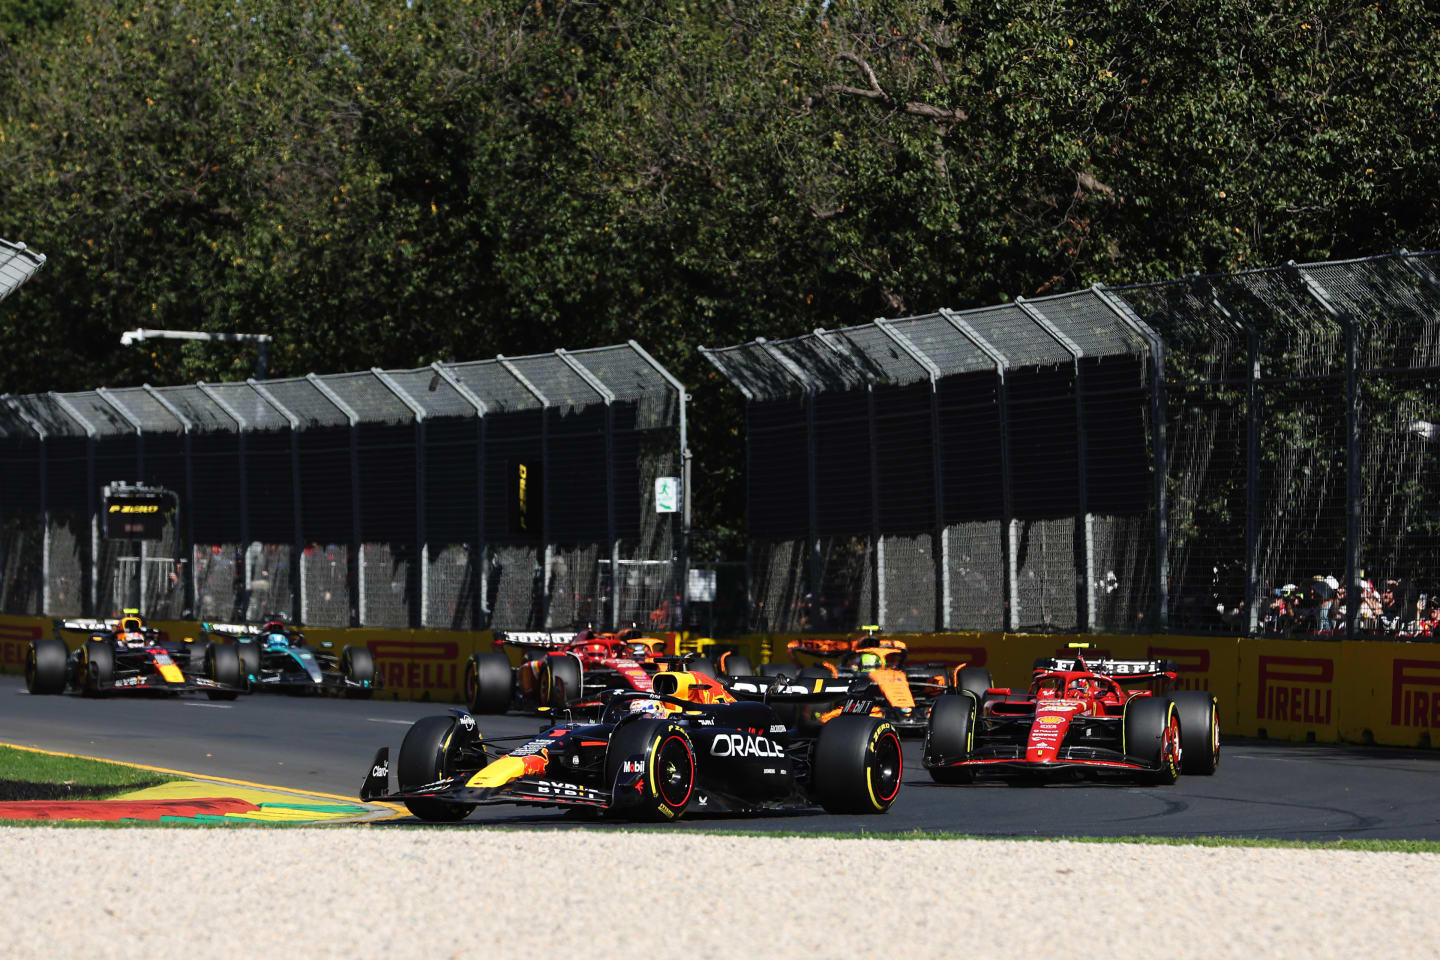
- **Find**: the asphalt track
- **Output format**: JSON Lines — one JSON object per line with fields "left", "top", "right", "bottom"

{"left": 4, "top": 671, "right": 1440, "bottom": 839}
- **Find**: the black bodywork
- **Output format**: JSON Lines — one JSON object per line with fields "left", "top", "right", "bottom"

{"left": 51, "top": 618, "right": 243, "bottom": 696}
{"left": 200, "top": 621, "right": 379, "bottom": 695}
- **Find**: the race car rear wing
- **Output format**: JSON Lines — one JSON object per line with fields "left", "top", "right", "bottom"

{"left": 55, "top": 618, "right": 123, "bottom": 634}
{"left": 201, "top": 621, "right": 256, "bottom": 637}
{"left": 1035, "top": 657, "right": 1178, "bottom": 678}
{"left": 494, "top": 631, "right": 580, "bottom": 650}
{"left": 725, "top": 675, "right": 861, "bottom": 702}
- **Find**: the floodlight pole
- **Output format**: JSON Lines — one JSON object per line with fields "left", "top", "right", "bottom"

{"left": 120, "top": 328, "right": 272, "bottom": 379}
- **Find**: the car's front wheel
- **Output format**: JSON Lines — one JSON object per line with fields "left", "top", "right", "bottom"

{"left": 812, "top": 714, "right": 903, "bottom": 813}
{"left": 396, "top": 715, "right": 480, "bottom": 822}
{"left": 604, "top": 719, "right": 695, "bottom": 821}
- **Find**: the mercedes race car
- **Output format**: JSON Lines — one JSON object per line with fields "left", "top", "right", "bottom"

{"left": 199, "top": 620, "right": 378, "bottom": 697}
{"left": 362, "top": 668, "right": 902, "bottom": 822}
{"left": 24, "top": 614, "right": 247, "bottom": 699}
{"left": 922, "top": 645, "right": 1220, "bottom": 784}
{"left": 463, "top": 628, "right": 749, "bottom": 716}
{"left": 776, "top": 629, "right": 957, "bottom": 733}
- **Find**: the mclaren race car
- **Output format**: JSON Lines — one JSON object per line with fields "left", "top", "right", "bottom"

{"left": 922, "top": 645, "right": 1220, "bottom": 784}
{"left": 362, "top": 668, "right": 902, "bottom": 821}
{"left": 200, "top": 620, "right": 378, "bottom": 697}
{"left": 24, "top": 614, "right": 247, "bottom": 699}
{"left": 462, "top": 628, "right": 749, "bottom": 716}
{"left": 777, "top": 629, "right": 957, "bottom": 733}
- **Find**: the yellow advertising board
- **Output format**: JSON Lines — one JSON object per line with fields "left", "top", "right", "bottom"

{"left": 1337, "top": 641, "right": 1440, "bottom": 748}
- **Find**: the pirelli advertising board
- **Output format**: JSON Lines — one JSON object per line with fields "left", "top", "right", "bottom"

{"left": 103, "top": 491, "right": 172, "bottom": 540}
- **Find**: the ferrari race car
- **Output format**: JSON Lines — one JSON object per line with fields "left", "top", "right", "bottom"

{"left": 199, "top": 620, "right": 378, "bottom": 698}
{"left": 774, "top": 629, "right": 956, "bottom": 733}
{"left": 922, "top": 645, "right": 1220, "bottom": 784}
{"left": 362, "top": 667, "right": 901, "bottom": 822}
{"left": 462, "top": 628, "right": 753, "bottom": 716}
{"left": 24, "top": 614, "right": 247, "bottom": 699}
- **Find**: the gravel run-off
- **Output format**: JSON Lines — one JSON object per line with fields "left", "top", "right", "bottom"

{"left": 3, "top": 828, "right": 1438, "bottom": 959}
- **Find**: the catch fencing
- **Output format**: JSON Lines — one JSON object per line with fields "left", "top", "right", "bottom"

{"left": 0, "top": 343, "right": 685, "bottom": 631}
{"left": 703, "top": 251, "right": 1440, "bottom": 639}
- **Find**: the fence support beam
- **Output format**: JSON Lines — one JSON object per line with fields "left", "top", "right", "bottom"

{"left": 142, "top": 385, "right": 195, "bottom": 618}
{"left": 1016, "top": 298, "right": 1092, "bottom": 632}
{"left": 7, "top": 399, "right": 50, "bottom": 615}
{"left": 497, "top": 356, "right": 551, "bottom": 628}
{"left": 248, "top": 381, "right": 302, "bottom": 625}
{"left": 432, "top": 362, "right": 489, "bottom": 629}
{"left": 306, "top": 375, "right": 360, "bottom": 626}
{"left": 557, "top": 350, "right": 618, "bottom": 629}
{"left": 51, "top": 394, "right": 98, "bottom": 617}
{"left": 939, "top": 309, "right": 1016, "bottom": 632}
{"left": 874, "top": 320, "right": 948, "bottom": 632}
{"left": 1290, "top": 263, "right": 1361, "bottom": 641}
{"left": 1092, "top": 285, "right": 1170, "bottom": 631}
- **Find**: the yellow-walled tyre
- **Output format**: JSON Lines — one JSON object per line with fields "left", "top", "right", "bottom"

{"left": 25, "top": 638, "right": 67, "bottom": 695}
{"left": 604, "top": 719, "right": 695, "bottom": 821}
{"left": 813, "top": 715, "right": 904, "bottom": 814}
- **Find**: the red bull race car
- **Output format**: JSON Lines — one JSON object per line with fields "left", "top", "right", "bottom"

{"left": 362, "top": 667, "right": 901, "bottom": 822}
{"left": 24, "top": 614, "right": 247, "bottom": 699}
{"left": 922, "top": 646, "right": 1220, "bottom": 784}
{"left": 462, "top": 628, "right": 751, "bottom": 716}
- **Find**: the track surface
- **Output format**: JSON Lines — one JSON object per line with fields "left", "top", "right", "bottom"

{"left": 4, "top": 672, "right": 1440, "bottom": 839}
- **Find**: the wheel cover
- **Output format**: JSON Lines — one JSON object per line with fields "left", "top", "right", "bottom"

{"left": 868, "top": 728, "right": 904, "bottom": 806}
{"left": 1163, "top": 711, "right": 1182, "bottom": 775}
{"left": 652, "top": 734, "right": 694, "bottom": 809}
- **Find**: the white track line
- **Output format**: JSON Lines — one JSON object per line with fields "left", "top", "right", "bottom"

{"left": 185, "top": 702, "right": 232, "bottom": 709}
{"left": 366, "top": 718, "right": 413, "bottom": 725}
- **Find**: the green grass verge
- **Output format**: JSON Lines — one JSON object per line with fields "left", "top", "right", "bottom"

{"left": 0, "top": 746, "right": 180, "bottom": 800}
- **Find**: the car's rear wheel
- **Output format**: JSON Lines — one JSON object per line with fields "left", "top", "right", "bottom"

{"left": 206, "top": 644, "right": 241, "bottom": 700}
{"left": 1125, "top": 696, "right": 1181, "bottom": 785}
{"left": 341, "top": 645, "right": 375, "bottom": 699}
{"left": 80, "top": 640, "right": 114, "bottom": 697}
{"left": 1172, "top": 690, "right": 1220, "bottom": 775}
{"left": 682, "top": 655, "right": 717, "bottom": 679}
{"left": 539, "top": 655, "right": 582, "bottom": 711}
{"left": 924, "top": 692, "right": 977, "bottom": 784}
{"left": 465, "top": 652, "right": 513, "bottom": 714}
{"left": 25, "top": 638, "right": 68, "bottom": 695}
{"left": 952, "top": 666, "right": 994, "bottom": 702}
{"left": 812, "top": 714, "right": 903, "bottom": 813}
{"left": 716, "top": 651, "right": 754, "bottom": 678}
{"left": 397, "top": 715, "right": 479, "bottom": 822}
{"left": 604, "top": 718, "right": 695, "bottom": 821}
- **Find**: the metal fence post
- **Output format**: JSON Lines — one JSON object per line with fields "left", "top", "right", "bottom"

{"left": 1289, "top": 263, "right": 1360, "bottom": 640}
{"left": 939, "top": 309, "right": 1017, "bottom": 631}
{"left": 8, "top": 400, "right": 50, "bottom": 614}
{"left": 1092, "top": 286, "right": 1170, "bottom": 631}
{"left": 757, "top": 338, "right": 821, "bottom": 630}
{"left": 143, "top": 385, "right": 196, "bottom": 617}
{"left": 372, "top": 368, "right": 427, "bottom": 629}
{"left": 556, "top": 350, "right": 617, "bottom": 629}
{"left": 874, "top": 319, "right": 948, "bottom": 632}
{"left": 630, "top": 341, "right": 691, "bottom": 634}
{"left": 248, "top": 381, "right": 302, "bottom": 625}
{"left": 306, "top": 374, "right": 360, "bottom": 626}
{"left": 1015, "top": 298, "right": 1092, "bottom": 631}
{"left": 432, "top": 362, "right": 489, "bottom": 629}
{"left": 497, "top": 356, "right": 551, "bottom": 628}
{"left": 51, "top": 394, "right": 98, "bottom": 616}
{"left": 196, "top": 383, "right": 249, "bottom": 620}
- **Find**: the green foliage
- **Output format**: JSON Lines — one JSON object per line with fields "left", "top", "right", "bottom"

{"left": 2, "top": 0, "right": 1438, "bottom": 558}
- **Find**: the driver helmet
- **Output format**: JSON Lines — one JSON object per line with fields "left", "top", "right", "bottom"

{"left": 1067, "top": 677, "right": 1096, "bottom": 698}
{"left": 628, "top": 698, "right": 666, "bottom": 718}
{"left": 857, "top": 651, "right": 883, "bottom": 670}
{"left": 263, "top": 631, "right": 290, "bottom": 652}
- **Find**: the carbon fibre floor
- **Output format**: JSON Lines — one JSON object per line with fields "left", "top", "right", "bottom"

{"left": 4, "top": 672, "right": 1439, "bottom": 839}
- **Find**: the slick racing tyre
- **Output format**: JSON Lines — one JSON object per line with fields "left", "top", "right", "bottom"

{"left": 235, "top": 640, "right": 260, "bottom": 687}
{"left": 80, "top": 640, "right": 114, "bottom": 697}
{"left": 25, "top": 637, "right": 68, "bottom": 695}
{"left": 604, "top": 718, "right": 695, "bottom": 821}
{"left": 1125, "top": 696, "right": 1181, "bottom": 785}
{"left": 756, "top": 663, "right": 791, "bottom": 678}
{"left": 539, "top": 655, "right": 582, "bottom": 711}
{"left": 924, "top": 693, "right": 977, "bottom": 784}
{"left": 186, "top": 641, "right": 210, "bottom": 674}
{"left": 397, "top": 715, "right": 480, "bottom": 822}
{"left": 716, "top": 651, "right": 754, "bottom": 679}
{"left": 1171, "top": 690, "right": 1220, "bottom": 775}
{"left": 205, "top": 644, "right": 242, "bottom": 700}
{"left": 813, "top": 715, "right": 903, "bottom": 814}
{"left": 465, "top": 652, "right": 513, "bottom": 714}
{"left": 341, "top": 645, "right": 376, "bottom": 699}
{"left": 952, "top": 666, "right": 994, "bottom": 703}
